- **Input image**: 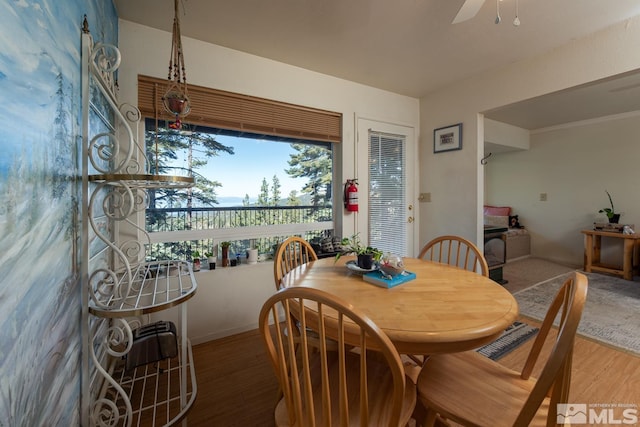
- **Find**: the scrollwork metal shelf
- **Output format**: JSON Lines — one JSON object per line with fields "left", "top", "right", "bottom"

{"left": 82, "top": 19, "right": 197, "bottom": 427}
{"left": 88, "top": 173, "right": 194, "bottom": 189}
{"left": 88, "top": 260, "right": 197, "bottom": 317}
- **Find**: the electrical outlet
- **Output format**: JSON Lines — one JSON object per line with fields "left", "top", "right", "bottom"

{"left": 419, "top": 193, "right": 431, "bottom": 203}
{"left": 539, "top": 193, "right": 547, "bottom": 201}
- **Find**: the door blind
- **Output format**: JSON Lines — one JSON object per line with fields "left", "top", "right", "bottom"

{"left": 368, "top": 131, "right": 407, "bottom": 256}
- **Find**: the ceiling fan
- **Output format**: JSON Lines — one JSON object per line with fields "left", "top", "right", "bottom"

{"left": 452, "top": 0, "right": 520, "bottom": 26}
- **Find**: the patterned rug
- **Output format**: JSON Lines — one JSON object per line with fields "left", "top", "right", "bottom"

{"left": 476, "top": 321, "right": 539, "bottom": 360}
{"left": 514, "top": 271, "right": 640, "bottom": 356}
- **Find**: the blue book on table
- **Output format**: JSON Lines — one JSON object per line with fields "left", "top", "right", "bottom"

{"left": 363, "top": 270, "right": 416, "bottom": 288}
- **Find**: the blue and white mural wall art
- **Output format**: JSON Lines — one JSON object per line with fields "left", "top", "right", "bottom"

{"left": 0, "top": 1, "right": 116, "bottom": 425}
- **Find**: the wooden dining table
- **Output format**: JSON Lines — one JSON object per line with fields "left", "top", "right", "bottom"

{"left": 280, "top": 256, "right": 519, "bottom": 355}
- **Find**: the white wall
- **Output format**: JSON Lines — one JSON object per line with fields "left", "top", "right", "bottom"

{"left": 484, "top": 119, "right": 530, "bottom": 153}
{"left": 118, "top": 20, "right": 420, "bottom": 342}
{"left": 485, "top": 113, "right": 640, "bottom": 266}
{"left": 153, "top": 263, "right": 276, "bottom": 344}
{"left": 419, "top": 16, "right": 640, "bottom": 249}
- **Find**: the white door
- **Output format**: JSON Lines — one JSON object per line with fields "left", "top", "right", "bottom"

{"left": 356, "top": 118, "right": 416, "bottom": 256}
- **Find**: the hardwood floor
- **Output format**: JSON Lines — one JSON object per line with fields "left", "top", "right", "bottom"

{"left": 184, "top": 319, "right": 640, "bottom": 426}
{"left": 186, "top": 330, "right": 280, "bottom": 427}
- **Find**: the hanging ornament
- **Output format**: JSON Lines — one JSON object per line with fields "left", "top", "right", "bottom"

{"left": 168, "top": 115, "right": 182, "bottom": 130}
{"left": 163, "top": 0, "right": 191, "bottom": 130}
{"left": 513, "top": 0, "right": 521, "bottom": 26}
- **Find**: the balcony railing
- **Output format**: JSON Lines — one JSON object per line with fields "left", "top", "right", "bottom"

{"left": 146, "top": 205, "right": 334, "bottom": 261}
{"left": 147, "top": 205, "right": 332, "bottom": 232}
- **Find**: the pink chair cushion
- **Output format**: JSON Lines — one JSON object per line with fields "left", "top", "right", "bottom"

{"left": 483, "top": 205, "right": 511, "bottom": 216}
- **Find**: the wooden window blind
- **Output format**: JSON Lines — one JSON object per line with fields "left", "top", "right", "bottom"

{"left": 137, "top": 75, "right": 342, "bottom": 143}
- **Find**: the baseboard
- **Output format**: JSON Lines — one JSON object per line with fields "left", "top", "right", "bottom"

{"left": 191, "top": 323, "right": 258, "bottom": 346}
{"left": 190, "top": 311, "right": 287, "bottom": 346}
{"left": 506, "top": 255, "right": 531, "bottom": 263}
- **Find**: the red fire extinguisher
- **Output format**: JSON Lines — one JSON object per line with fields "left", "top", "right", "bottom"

{"left": 344, "top": 179, "right": 359, "bottom": 212}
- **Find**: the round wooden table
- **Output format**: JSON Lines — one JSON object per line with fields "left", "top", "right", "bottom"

{"left": 280, "top": 256, "right": 519, "bottom": 355}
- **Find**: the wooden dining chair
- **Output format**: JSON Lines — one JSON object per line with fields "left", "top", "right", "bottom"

{"left": 418, "top": 235, "right": 489, "bottom": 277}
{"left": 273, "top": 235, "right": 337, "bottom": 353}
{"left": 415, "top": 271, "right": 588, "bottom": 427}
{"left": 259, "top": 286, "right": 417, "bottom": 426}
{"left": 274, "top": 236, "right": 319, "bottom": 290}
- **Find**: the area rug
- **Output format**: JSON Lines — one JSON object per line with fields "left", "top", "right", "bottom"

{"left": 514, "top": 271, "right": 640, "bottom": 356}
{"left": 502, "top": 257, "right": 577, "bottom": 294}
{"left": 476, "top": 321, "right": 539, "bottom": 360}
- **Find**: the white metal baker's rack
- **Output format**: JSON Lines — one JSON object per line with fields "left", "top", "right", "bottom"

{"left": 81, "top": 18, "right": 197, "bottom": 427}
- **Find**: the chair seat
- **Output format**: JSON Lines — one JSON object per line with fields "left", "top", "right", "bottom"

{"left": 275, "top": 352, "right": 417, "bottom": 426}
{"left": 417, "top": 351, "right": 550, "bottom": 427}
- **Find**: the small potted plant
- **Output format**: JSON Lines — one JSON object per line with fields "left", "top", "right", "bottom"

{"left": 335, "top": 233, "right": 383, "bottom": 269}
{"left": 599, "top": 190, "right": 620, "bottom": 223}
{"left": 191, "top": 250, "right": 201, "bottom": 272}
{"left": 204, "top": 250, "right": 216, "bottom": 269}
{"left": 220, "top": 242, "right": 231, "bottom": 267}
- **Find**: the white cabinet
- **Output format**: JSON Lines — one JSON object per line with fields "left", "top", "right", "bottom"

{"left": 81, "top": 20, "right": 197, "bottom": 426}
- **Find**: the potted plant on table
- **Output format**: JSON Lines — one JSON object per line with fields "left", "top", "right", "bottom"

{"left": 599, "top": 190, "right": 621, "bottom": 223}
{"left": 335, "top": 233, "right": 383, "bottom": 269}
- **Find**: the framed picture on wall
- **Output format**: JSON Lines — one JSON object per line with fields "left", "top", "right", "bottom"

{"left": 433, "top": 123, "right": 462, "bottom": 153}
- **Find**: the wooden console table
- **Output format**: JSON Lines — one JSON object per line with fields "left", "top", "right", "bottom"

{"left": 581, "top": 229, "right": 640, "bottom": 280}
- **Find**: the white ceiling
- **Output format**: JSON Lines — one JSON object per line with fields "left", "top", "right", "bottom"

{"left": 114, "top": 0, "right": 640, "bottom": 130}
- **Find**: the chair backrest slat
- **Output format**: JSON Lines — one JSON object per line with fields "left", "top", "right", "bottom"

{"left": 418, "top": 235, "right": 489, "bottom": 277}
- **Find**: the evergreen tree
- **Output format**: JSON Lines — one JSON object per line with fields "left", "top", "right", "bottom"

{"left": 256, "top": 177, "right": 270, "bottom": 224}
{"left": 145, "top": 124, "right": 234, "bottom": 229}
{"left": 257, "top": 177, "right": 269, "bottom": 206}
{"left": 270, "top": 175, "right": 281, "bottom": 206}
{"left": 145, "top": 125, "right": 233, "bottom": 207}
{"left": 287, "top": 190, "right": 300, "bottom": 206}
{"left": 286, "top": 143, "right": 332, "bottom": 207}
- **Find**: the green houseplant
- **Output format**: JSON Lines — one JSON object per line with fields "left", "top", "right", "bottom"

{"left": 335, "top": 233, "right": 383, "bottom": 269}
{"left": 599, "top": 190, "right": 620, "bottom": 223}
{"left": 204, "top": 250, "right": 216, "bottom": 269}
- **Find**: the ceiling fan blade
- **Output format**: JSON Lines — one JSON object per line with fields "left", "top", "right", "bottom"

{"left": 452, "top": 0, "right": 486, "bottom": 24}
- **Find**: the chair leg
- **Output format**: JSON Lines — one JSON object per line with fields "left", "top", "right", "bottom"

{"left": 407, "top": 354, "right": 425, "bottom": 366}
{"left": 423, "top": 408, "right": 438, "bottom": 427}
{"left": 412, "top": 401, "right": 427, "bottom": 427}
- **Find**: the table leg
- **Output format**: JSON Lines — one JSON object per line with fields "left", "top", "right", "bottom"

{"left": 623, "top": 239, "right": 634, "bottom": 280}
{"left": 593, "top": 235, "right": 601, "bottom": 264}
{"left": 584, "top": 234, "right": 593, "bottom": 273}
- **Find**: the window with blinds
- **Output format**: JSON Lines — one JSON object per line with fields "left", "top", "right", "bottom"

{"left": 136, "top": 75, "right": 340, "bottom": 261}
{"left": 368, "top": 131, "right": 407, "bottom": 256}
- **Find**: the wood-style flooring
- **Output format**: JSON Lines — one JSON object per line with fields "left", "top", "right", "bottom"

{"left": 184, "top": 318, "right": 640, "bottom": 426}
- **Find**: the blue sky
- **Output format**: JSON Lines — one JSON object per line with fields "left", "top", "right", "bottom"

{"left": 174, "top": 134, "right": 307, "bottom": 199}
